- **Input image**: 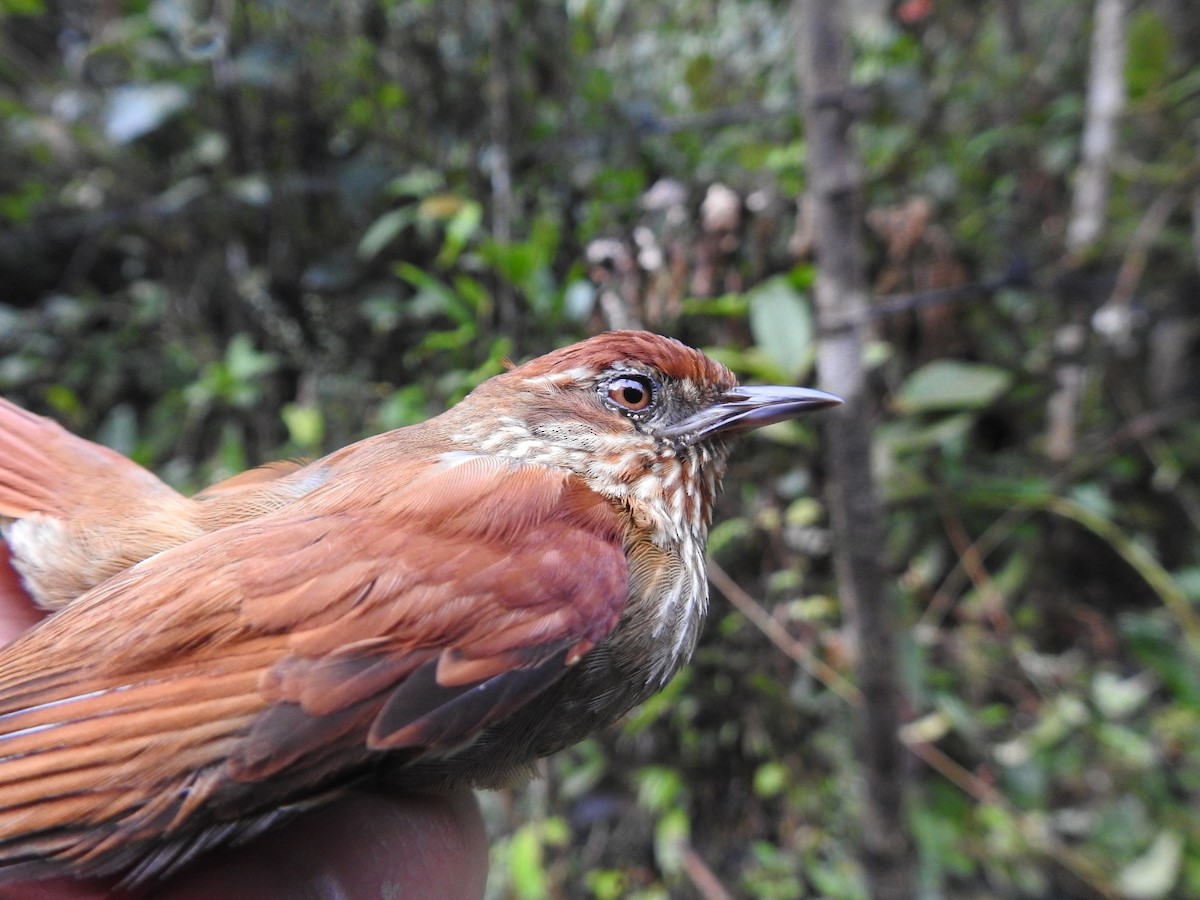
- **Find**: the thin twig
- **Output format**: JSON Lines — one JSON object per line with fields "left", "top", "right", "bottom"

{"left": 1110, "top": 385, "right": 1200, "bottom": 533}
{"left": 708, "top": 560, "right": 861, "bottom": 705}
{"left": 921, "top": 401, "right": 1197, "bottom": 633}
{"left": 935, "top": 495, "right": 1011, "bottom": 634}
{"left": 901, "top": 739, "right": 1117, "bottom": 899}
{"left": 681, "top": 844, "right": 735, "bottom": 900}
{"left": 714, "top": 565, "right": 1120, "bottom": 897}
{"left": 901, "top": 737, "right": 1000, "bottom": 803}
{"left": 1106, "top": 190, "right": 1177, "bottom": 311}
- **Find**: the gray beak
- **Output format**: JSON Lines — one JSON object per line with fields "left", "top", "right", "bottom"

{"left": 663, "top": 385, "right": 843, "bottom": 446}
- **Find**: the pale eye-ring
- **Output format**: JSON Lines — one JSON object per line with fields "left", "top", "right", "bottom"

{"left": 606, "top": 375, "right": 656, "bottom": 412}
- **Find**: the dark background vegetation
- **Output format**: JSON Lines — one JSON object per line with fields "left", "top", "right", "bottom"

{"left": 2, "top": 1, "right": 1199, "bottom": 897}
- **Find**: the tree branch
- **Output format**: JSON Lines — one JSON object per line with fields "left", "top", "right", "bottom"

{"left": 795, "top": 2, "right": 916, "bottom": 898}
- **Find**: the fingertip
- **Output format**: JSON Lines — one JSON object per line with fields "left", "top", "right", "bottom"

{"left": 153, "top": 791, "right": 488, "bottom": 900}
{"left": 0, "top": 543, "right": 44, "bottom": 646}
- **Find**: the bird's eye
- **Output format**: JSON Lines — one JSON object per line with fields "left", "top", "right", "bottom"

{"left": 605, "top": 375, "right": 656, "bottom": 413}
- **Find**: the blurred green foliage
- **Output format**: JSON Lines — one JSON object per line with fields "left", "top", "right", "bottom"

{"left": 2, "top": 0, "right": 1200, "bottom": 897}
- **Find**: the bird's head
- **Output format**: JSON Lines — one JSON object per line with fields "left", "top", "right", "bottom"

{"left": 447, "top": 332, "right": 841, "bottom": 543}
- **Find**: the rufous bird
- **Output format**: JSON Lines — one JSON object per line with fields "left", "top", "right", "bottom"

{"left": 0, "top": 331, "right": 839, "bottom": 887}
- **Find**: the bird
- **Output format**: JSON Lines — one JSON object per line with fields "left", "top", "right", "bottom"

{"left": 0, "top": 330, "right": 840, "bottom": 887}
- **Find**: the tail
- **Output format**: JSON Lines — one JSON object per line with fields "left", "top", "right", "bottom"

{"left": 0, "top": 399, "right": 81, "bottom": 518}
{"left": 0, "top": 624, "right": 275, "bottom": 886}
{"left": 0, "top": 398, "right": 201, "bottom": 608}
{"left": 0, "top": 571, "right": 336, "bottom": 887}
{"left": 0, "top": 398, "right": 177, "bottom": 519}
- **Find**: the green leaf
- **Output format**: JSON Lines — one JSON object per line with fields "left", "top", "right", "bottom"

{"left": 747, "top": 276, "right": 814, "bottom": 381}
{"left": 680, "top": 292, "right": 749, "bottom": 317}
{"left": 753, "top": 761, "right": 789, "bottom": 798}
{"left": 437, "top": 199, "right": 483, "bottom": 266}
{"left": 1126, "top": 10, "right": 1173, "bottom": 98}
{"left": 186, "top": 334, "right": 278, "bottom": 410}
{"left": 2, "top": 0, "right": 47, "bottom": 14}
{"left": 877, "top": 412, "right": 974, "bottom": 453}
{"left": 653, "top": 807, "right": 690, "bottom": 876}
{"left": 584, "top": 870, "right": 628, "bottom": 900}
{"left": 555, "top": 738, "right": 607, "bottom": 799}
{"left": 43, "top": 384, "right": 83, "bottom": 420}
{"left": 394, "top": 263, "right": 471, "bottom": 323}
{"left": 894, "top": 360, "right": 1012, "bottom": 413}
{"left": 636, "top": 766, "right": 684, "bottom": 812}
{"left": 623, "top": 668, "right": 689, "bottom": 734}
{"left": 374, "top": 385, "right": 428, "bottom": 431}
{"left": 104, "top": 84, "right": 191, "bottom": 144}
{"left": 1093, "top": 671, "right": 1155, "bottom": 720}
{"left": 281, "top": 404, "right": 324, "bottom": 450}
{"left": 1069, "top": 482, "right": 1116, "bottom": 520}
{"left": 482, "top": 240, "right": 541, "bottom": 292}
{"left": 1117, "top": 831, "right": 1183, "bottom": 900}
{"left": 1097, "top": 722, "right": 1156, "bottom": 769}
{"left": 386, "top": 168, "right": 443, "bottom": 198}
{"left": 0, "top": 179, "right": 46, "bottom": 223}
{"left": 508, "top": 823, "right": 549, "bottom": 900}
{"left": 358, "top": 208, "right": 416, "bottom": 260}
{"left": 225, "top": 333, "right": 278, "bottom": 382}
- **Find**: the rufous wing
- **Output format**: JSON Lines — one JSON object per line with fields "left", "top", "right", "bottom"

{"left": 0, "top": 453, "right": 628, "bottom": 885}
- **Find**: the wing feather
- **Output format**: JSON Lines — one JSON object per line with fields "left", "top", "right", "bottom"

{"left": 0, "top": 453, "right": 628, "bottom": 882}
{"left": 368, "top": 645, "right": 574, "bottom": 750}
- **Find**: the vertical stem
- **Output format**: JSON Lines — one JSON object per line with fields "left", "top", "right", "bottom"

{"left": 795, "top": 2, "right": 916, "bottom": 898}
{"left": 488, "top": 0, "right": 518, "bottom": 334}
{"left": 1050, "top": 0, "right": 1128, "bottom": 461}
{"left": 1066, "top": 0, "right": 1128, "bottom": 256}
